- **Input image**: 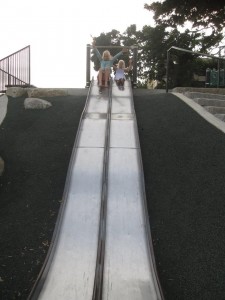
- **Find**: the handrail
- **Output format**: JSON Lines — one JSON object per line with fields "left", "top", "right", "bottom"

{"left": 166, "top": 46, "right": 225, "bottom": 92}
{"left": 0, "top": 45, "right": 31, "bottom": 92}
{"left": 90, "top": 45, "right": 137, "bottom": 49}
{"left": 0, "top": 67, "right": 28, "bottom": 85}
{"left": 0, "top": 45, "right": 30, "bottom": 60}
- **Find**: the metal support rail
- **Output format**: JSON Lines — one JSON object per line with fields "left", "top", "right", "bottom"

{"left": 0, "top": 45, "right": 31, "bottom": 92}
{"left": 0, "top": 67, "right": 28, "bottom": 84}
{"left": 92, "top": 80, "right": 112, "bottom": 300}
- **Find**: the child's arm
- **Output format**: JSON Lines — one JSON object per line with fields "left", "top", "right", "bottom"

{"left": 112, "top": 51, "right": 123, "bottom": 62}
{"left": 124, "top": 59, "right": 133, "bottom": 72}
{"left": 112, "top": 48, "right": 129, "bottom": 62}
{"left": 113, "top": 64, "right": 117, "bottom": 71}
{"left": 92, "top": 40, "right": 102, "bottom": 61}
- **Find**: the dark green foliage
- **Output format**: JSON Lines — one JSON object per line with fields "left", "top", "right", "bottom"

{"left": 144, "top": 0, "right": 225, "bottom": 56}
{"left": 92, "top": 1, "right": 225, "bottom": 88}
{"left": 144, "top": 0, "right": 225, "bottom": 32}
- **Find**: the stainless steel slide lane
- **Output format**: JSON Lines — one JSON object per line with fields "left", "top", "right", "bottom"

{"left": 102, "top": 80, "right": 163, "bottom": 299}
{"left": 29, "top": 79, "right": 163, "bottom": 299}
{"left": 29, "top": 80, "right": 110, "bottom": 300}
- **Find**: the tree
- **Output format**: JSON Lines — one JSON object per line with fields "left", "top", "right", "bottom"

{"left": 144, "top": 0, "right": 225, "bottom": 54}
{"left": 134, "top": 24, "right": 208, "bottom": 87}
{"left": 91, "top": 22, "right": 222, "bottom": 88}
{"left": 120, "top": 25, "right": 145, "bottom": 85}
{"left": 144, "top": 0, "right": 225, "bottom": 33}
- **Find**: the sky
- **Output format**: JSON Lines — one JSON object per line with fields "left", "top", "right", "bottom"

{"left": 1, "top": 0, "right": 154, "bottom": 88}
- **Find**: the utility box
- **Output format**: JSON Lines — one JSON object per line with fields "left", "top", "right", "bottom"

{"left": 205, "top": 68, "right": 225, "bottom": 87}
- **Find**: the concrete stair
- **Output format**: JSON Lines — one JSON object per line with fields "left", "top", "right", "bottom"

{"left": 193, "top": 98, "right": 225, "bottom": 107}
{"left": 204, "top": 106, "right": 225, "bottom": 114}
{"left": 183, "top": 91, "right": 225, "bottom": 122}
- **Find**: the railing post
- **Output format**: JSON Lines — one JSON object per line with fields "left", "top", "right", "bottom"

{"left": 132, "top": 45, "right": 138, "bottom": 88}
{"left": 28, "top": 45, "right": 31, "bottom": 85}
{"left": 166, "top": 49, "right": 170, "bottom": 93}
{"left": 86, "top": 44, "right": 91, "bottom": 88}
{"left": 217, "top": 49, "right": 220, "bottom": 88}
{"left": 7, "top": 58, "right": 10, "bottom": 86}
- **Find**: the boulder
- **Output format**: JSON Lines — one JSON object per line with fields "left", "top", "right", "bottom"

{"left": 0, "top": 95, "right": 8, "bottom": 126}
{"left": 27, "top": 88, "right": 67, "bottom": 98}
{"left": 24, "top": 98, "right": 52, "bottom": 109}
{"left": 6, "top": 87, "right": 27, "bottom": 98}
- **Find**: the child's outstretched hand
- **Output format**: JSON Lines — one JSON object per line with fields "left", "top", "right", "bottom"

{"left": 92, "top": 37, "right": 96, "bottom": 47}
{"left": 122, "top": 48, "right": 129, "bottom": 53}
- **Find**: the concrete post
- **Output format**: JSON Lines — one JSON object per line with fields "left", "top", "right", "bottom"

{"left": 86, "top": 44, "right": 91, "bottom": 88}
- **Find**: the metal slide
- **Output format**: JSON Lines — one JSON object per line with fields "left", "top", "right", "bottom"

{"left": 29, "top": 79, "right": 163, "bottom": 300}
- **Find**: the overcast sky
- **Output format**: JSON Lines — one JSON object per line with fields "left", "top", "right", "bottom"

{"left": 1, "top": 0, "right": 154, "bottom": 88}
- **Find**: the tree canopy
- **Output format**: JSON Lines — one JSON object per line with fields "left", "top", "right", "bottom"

{"left": 91, "top": 24, "right": 221, "bottom": 88}
{"left": 144, "top": 0, "right": 225, "bottom": 33}
{"left": 91, "top": 1, "right": 225, "bottom": 88}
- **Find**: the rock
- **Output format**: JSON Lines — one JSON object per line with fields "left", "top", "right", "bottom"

{"left": 24, "top": 98, "right": 52, "bottom": 109}
{"left": 0, "top": 95, "right": 8, "bottom": 126}
{"left": 27, "top": 88, "right": 67, "bottom": 98}
{"left": 6, "top": 87, "right": 27, "bottom": 98}
{"left": 0, "top": 157, "right": 4, "bottom": 176}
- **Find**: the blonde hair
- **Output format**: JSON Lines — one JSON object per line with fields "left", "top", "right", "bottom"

{"left": 102, "top": 50, "right": 112, "bottom": 61}
{"left": 118, "top": 60, "right": 125, "bottom": 69}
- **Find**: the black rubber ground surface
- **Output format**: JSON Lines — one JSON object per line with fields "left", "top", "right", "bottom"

{"left": 0, "top": 94, "right": 86, "bottom": 299}
{"left": 1, "top": 90, "right": 225, "bottom": 299}
{"left": 133, "top": 90, "right": 225, "bottom": 300}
